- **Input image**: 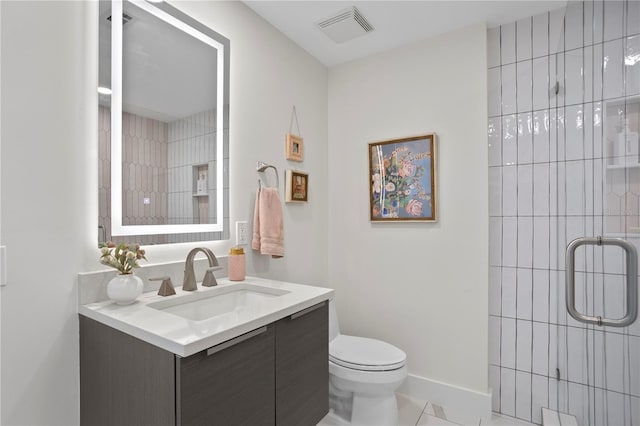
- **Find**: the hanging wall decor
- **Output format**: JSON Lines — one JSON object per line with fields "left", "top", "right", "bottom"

{"left": 285, "top": 106, "right": 303, "bottom": 162}
{"left": 286, "top": 133, "right": 303, "bottom": 162}
{"left": 285, "top": 170, "right": 308, "bottom": 203}
{"left": 368, "top": 134, "right": 437, "bottom": 222}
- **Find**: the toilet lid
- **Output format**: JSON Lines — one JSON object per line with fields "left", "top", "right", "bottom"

{"left": 329, "top": 335, "right": 406, "bottom": 371}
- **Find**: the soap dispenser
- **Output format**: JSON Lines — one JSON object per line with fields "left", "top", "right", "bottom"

{"left": 228, "top": 247, "right": 245, "bottom": 281}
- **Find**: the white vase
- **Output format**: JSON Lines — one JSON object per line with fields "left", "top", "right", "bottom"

{"left": 107, "top": 273, "right": 143, "bottom": 305}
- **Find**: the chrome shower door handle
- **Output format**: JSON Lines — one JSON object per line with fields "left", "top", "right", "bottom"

{"left": 565, "top": 236, "right": 638, "bottom": 327}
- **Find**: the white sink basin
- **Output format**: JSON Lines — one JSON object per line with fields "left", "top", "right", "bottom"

{"left": 80, "top": 276, "right": 334, "bottom": 357}
{"left": 148, "top": 284, "right": 290, "bottom": 322}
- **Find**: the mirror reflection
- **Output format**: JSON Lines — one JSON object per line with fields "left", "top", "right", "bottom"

{"left": 98, "top": 0, "right": 229, "bottom": 245}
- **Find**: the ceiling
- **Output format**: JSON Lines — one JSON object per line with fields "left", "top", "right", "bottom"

{"left": 243, "top": 1, "right": 568, "bottom": 67}
{"left": 99, "top": 0, "right": 218, "bottom": 122}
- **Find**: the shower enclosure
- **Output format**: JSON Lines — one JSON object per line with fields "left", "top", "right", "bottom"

{"left": 488, "top": 1, "right": 640, "bottom": 424}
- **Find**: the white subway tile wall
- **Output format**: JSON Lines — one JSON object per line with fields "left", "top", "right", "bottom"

{"left": 167, "top": 108, "right": 221, "bottom": 243}
{"left": 488, "top": 1, "right": 640, "bottom": 424}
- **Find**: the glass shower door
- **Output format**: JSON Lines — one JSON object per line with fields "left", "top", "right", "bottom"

{"left": 550, "top": 1, "right": 640, "bottom": 424}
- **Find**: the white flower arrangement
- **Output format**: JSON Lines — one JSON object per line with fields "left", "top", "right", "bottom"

{"left": 99, "top": 242, "right": 147, "bottom": 274}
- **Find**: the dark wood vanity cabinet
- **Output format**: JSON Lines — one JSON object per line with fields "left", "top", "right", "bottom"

{"left": 177, "top": 326, "right": 276, "bottom": 426}
{"left": 80, "top": 301, "right": 328, "bottom": 426}
{"left": 275, "top": 303, "right": 328, "bottom": 426}
{"left": 79, "top": 312, "right": 176, "bottom": 426}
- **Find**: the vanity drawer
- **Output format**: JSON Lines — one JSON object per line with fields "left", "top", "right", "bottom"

{"left": 176, "top": 326, "right": 275, "bottom": 426}
{"left": 79, "top": 315, "right": 175, "bottom": 426}
{"left": 275, "top": 302, "right": 329, "bottom": 426}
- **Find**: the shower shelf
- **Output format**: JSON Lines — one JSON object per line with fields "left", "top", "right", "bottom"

{"left": 604, "top": 97, "right": 640, "bottom": 171}
{"left": 606, "top": 163, "right": 640, "bottom": 170}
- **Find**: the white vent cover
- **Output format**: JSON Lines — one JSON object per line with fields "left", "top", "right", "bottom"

{"left": 316, "top": 7, "right": 374, "bottom": 44}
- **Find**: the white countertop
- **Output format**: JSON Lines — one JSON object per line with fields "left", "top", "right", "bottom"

{"left": 79, "top": 276, "right": 334, "bottom": 357}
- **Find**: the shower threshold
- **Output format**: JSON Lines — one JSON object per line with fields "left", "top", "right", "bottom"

{"left": 542, "top": 408, "right": 578, "bottom": 426}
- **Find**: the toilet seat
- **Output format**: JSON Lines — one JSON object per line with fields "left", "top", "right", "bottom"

{"left": 329, "top": 334, "right": 406, "bottom": 371}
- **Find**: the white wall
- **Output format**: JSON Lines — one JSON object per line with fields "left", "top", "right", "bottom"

{"left": 160, "top": 1, "right": 329, "bottom": 285}
{"left": 328, "top": 24, "right": 489, "bottom": 395}
{"left": 0, "top": 1, "right": 328, "bottom": 424}
{"left": 0, "top": 2, "right": 3, "bottom": 422}
{"left": 0, "top": 2, "right": 93, "bottom": 424}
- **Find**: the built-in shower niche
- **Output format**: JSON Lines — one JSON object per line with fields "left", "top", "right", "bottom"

{"left": 192, "top": 164, "right": 210, "bottom": 224}
{"left": 604, "top": 96, "right": 640, "bottom": 235}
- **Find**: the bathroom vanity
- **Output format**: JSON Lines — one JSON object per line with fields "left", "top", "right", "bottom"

{"left": 79, "top": 277, "right": 333, "bottom": 426}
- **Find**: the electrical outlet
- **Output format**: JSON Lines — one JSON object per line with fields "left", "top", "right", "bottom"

{"left": 236, "top": 221, "right": 249, "bottom": 245}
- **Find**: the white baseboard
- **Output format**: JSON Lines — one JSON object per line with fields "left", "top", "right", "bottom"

{"left": 398, "top": 374, "right": 492, "bottom": 421}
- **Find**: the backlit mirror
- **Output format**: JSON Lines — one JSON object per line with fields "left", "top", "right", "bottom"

{"left": 98, "top": 0, "right": 230, "bottom": 245}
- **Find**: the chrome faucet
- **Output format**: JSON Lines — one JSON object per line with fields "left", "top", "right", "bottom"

{"left": 183, "top": 248, "right": 219, "bottom": 291}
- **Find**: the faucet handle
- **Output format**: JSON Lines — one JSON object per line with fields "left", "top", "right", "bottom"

{"left": 202, "top": 267, "right": 222, "bottom": 287}
{"left": 150, "top": 276, "right": 176, "bottom": 296}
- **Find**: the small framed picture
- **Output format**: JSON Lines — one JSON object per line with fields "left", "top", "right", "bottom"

{"left": 285, "top": 170, "right": 308, "bottom": 203}
{"left": 286, "top": 133, "right": 304, "bottom": 162}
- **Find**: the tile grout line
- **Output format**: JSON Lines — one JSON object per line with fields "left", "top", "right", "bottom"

{"left": 498, "top": 20, "right": 505, "bottom": 417}
{"left": 413, "top": 399, "right": 430, "bottom": 426}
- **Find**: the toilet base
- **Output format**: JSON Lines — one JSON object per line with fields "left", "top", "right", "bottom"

{"left": 328, "top": 392, "right": 399, "bottom": 425}
{"left": 329, "top": 380, "right": 353, "bottom": 421}
{"left": 328, "top": 362, "right": 406, "bottom": 425}
{"left": 351, "top": 392, "right": 399, "bottom": 425}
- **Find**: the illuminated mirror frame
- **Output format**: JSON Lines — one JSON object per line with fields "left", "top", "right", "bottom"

{"left": 110, "top": 0, "right": 228, "bottom": 237}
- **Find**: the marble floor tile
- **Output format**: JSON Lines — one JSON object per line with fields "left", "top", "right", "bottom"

{"left": 417, "top": 413, "right": 464, "bottom": 426}
{"left": 480, "top": 413, "right": 537, "bottom": 426}
{"left": 317, "top": 393, "right": 538, "bottom": 426}
{"left": 317, "top": 411, "right": 348, "bottom": 426}
{"left": 429, "top": 402, "right": 481, "bottom": 426}
{"left": 397, "top": 392, "right": 428, "bottom": 426}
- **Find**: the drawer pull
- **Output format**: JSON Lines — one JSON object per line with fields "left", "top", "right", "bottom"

{"left": 290, "top": 301, "right": 326, "bottom": 320}
{"left": 207, "top": 326, "right": 267, "bottom": 356}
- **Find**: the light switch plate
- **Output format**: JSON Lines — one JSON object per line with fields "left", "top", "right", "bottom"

{"left": 236, "top": 221, "right": 248, "bottom": 246}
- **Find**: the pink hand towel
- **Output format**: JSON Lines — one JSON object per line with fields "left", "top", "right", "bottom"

{"left": 251, "top": 187, "right": 284, "bottom": 258}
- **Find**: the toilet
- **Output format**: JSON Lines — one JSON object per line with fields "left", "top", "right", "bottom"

{"left": 328, "top": 300, "right": 408, "bottom": 425}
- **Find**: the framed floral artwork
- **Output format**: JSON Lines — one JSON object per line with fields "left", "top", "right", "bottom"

{"left": 368, "top": 134, "right": 437, "bottom": 222}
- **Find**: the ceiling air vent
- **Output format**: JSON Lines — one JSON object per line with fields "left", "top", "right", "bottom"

{"left": 316, "top": 6, "right": 374, "bottom": 44}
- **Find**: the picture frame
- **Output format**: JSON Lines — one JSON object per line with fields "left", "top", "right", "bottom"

{"left": 285, "top": 170, "right": 309, "bottom": 203}
{"left": 368, "top": 134, "right": 437, "bottom": 222}
{"left": 286, "top": 133, "right": 304, "bottom": 162}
